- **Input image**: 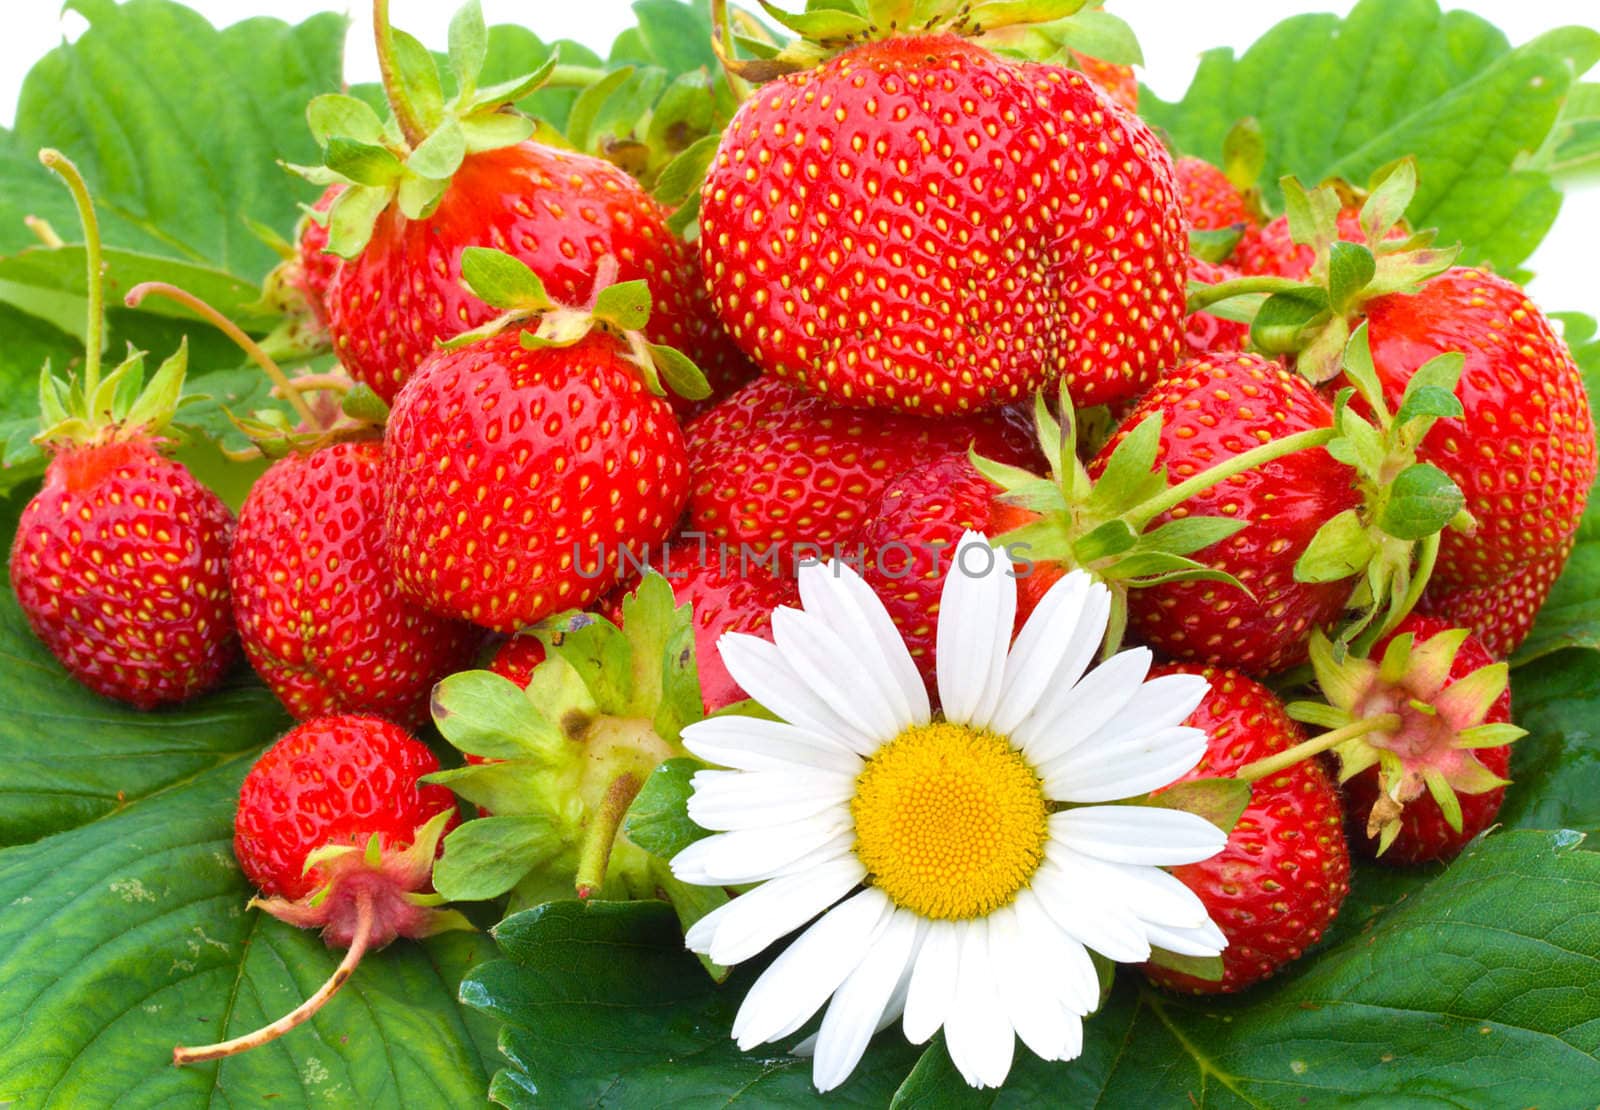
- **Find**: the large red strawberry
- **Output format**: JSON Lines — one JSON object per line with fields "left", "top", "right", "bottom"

{"left": 1418, "top": 537, "right": 1574, "bottom": 657}
{"left": 684, "top": 376, "right": 1035, "bottom": 555}
{"left": 382, "top": 254, "right": 692, "bottom": 632}
{"left": 1145, "top": 665, "right": 1350, "bottom": 994}
{"left": 230, "top": 439, "right": 482, "bottom": 724}
{"left": 175, "top": 715, "right": 466, "bottom": 1064}
{"left": 1092, "top": 352, "right": 1360, "bottom": 673}
{"left": 8, "top": 150, "right": 236, "bottom": 709}
{"left": 699, "top": 30, "right": 1186, "bottom": 413}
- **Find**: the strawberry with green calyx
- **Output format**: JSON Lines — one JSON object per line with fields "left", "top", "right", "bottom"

{"left": 382, "top": 247, "right": 699, "bottom": 632}
{"left": 1236, "top": 616, "right": 1521, "bottom": 864}
{"left": 8, "top": 150, "right": 237, "bottom": 708}
{"left": 175, "top": 714, "right": 468, "bottom": 1065}
{"left": 425, "top": 575, "right": 711, "bottom": 919}
{"left": 294, "top": 1, "right": 744, "bottom": 407}
{"left": 699, "top": 0, "right": 1187, "bottom": 414}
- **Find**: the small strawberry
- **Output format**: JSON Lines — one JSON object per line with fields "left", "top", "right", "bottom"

{"left": 1182, "top": 259, "right": 1251, "bottom": 357}
{"left": 230, "top": 439, "right": 483, "bottom": 724}
{"left": 489, "top": 633, "right": 547, "bottom": 689}
{"left": 1070, "top": 50, "right": 1138, "bottom": 113}
{"left": 684, "top": 376, "right": 1035, "bottom": 554}
{"left": 7, "top": 150, "right": 236, "bottom": 709}
{"left": 699, "top": 23, "right": 1186, "bottom": 413}
{"left": 382, "top": 250, "right": 696, "bottom": 632}
{"left": 1268, "top": 615, "right": 1521, "bottom": 865}
{"left": 1233, "top": 205, "right": 1401, "bottom": 280}
{"left": 174, "top": 714, "right": 467, "bottom": 1064}
{"left": 1176, "top": 157, "right": 1251, "bottom": 232}
{"left": 1418, "top": 537, "right": 1575, "bottom": 658}
{"left": 1145, "top": 665, "right": 1350, "bottom": 994}
{"left": 291, "top": 183, "right": 345, "bottom": 325}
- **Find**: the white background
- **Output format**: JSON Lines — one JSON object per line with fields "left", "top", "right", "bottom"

{"left": 1, "top": 1, "right": 1595, "bottom": 308}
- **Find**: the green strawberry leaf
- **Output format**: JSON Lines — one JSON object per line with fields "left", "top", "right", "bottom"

{"left": 1141, "top": 0, "right": 1600, "bottom": 272}
{"left": 0, "top": 758, "right": 500, "bottom": 1104}
{"left": 1499, "top": 649, "right": 1600, "bottom": 836}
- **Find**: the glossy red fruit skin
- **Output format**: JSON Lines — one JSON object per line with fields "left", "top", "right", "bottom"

{"left": 9, "top": 440, "right": 237, "bottom": 708}
{"left": 1146, "top": 665, "right": 1350, "bottom": 994}
{"left": 1183, "top": 259, "right": 1251, "bottom": 358}
{"left": 1419, "top": 536, "right": 1573, "bottom": 658}
{"left": 489, "top": 634, "right": 547, "bottom": 689}
{"left": 383, "top": 329, "right": 689, "bottom": 632}
{"left": 1345, "top": 615, "right": 1513, "bottom": 865}
{"left": 851, "top": 452, "right": 1054, "bottom": 694}
{"left": 230, "top": 440, "right": 482, "bottom": 725}
{"left": 1233, "top": 208, "right": 1401, "bottom": 280}
{"left": 699, "top": 35, "right": 1186, "bottom": 414}
{"left": 1175, "top": 157, "right": 1250, "bottom": 231}
{"left": 325, "top": 142, "right": 745, "bottom": 406}
{"left": 1362, "top": 268, "right": 1595, "bottom": 591}
{"left": 1096, "top": 353, "right": 1360, "bottom": 674}
{"left": 234, "top": 715, "right": 458, "bottom": 901}
{"left": 685, "top": 377, "right": 1036, "bottom": 554}
{"left": 293, "top": 184, "right": 345, "bottom": 325}
{"left": 1070, "top": 51, "right": 1137, "bottom": 113}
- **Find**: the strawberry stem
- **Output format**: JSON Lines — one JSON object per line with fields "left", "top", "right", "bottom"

{"left": 574, "top": 772, "right": 645, "bottom": 900}
{"left": 1357, "top": 530, "right": 1440, "bottom": 656}
{"left": 39, "top": 149, "right": 105, "bottom": 401}
{"left": 124, "top": 282, "right": 325, "bottom": 431}
{"left": 373, "top": 0, "right": 428, "bottom": 149}
{"left": 1128, "top": 426, "right": 1336, "bottom": 528}
{"left": 1186, "top": 275, "right": 1308, "bottom": 314}
{"left": 1234, "top": 714, "right": 1400, "bottom": 784}
{"left": 172, "top": 887, "right": 376, "bottom": 1066}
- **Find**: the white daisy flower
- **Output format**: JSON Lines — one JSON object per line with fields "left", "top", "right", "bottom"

{"left": 672, "top": 531, "right": 1228, "bottom": 1091}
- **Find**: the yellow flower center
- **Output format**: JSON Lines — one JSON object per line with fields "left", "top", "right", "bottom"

{"left": 851, "top": 721, "right": 1049, "bottom": 921}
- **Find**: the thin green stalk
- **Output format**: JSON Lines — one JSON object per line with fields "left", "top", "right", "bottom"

{"left": 39, "top": 149, "right": 104, "bottom": 399}
{"left": 543, "top": 64, "right": 611, "bottom": 89}
{"left": 574, "top": 772, "right": 644, "bottom": 900}
{"left": 373, "top": 0, "right": 427, "bottom": 148}
{"left": 1128, "top": 426, "right": 1336, "bottom": 527}
{"left": 1235, "top": 714, "right": 1400, "bottom": 783}
{"left": 1186, "top": 275, "right": 1309, "bottom": 313}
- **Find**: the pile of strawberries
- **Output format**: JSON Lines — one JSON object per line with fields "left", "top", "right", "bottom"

{"left": 5, "top": 0, "right": 1595, "bottom": 1063}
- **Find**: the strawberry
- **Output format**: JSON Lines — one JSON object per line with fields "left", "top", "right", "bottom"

{"left": 1144, "top": 665, "right": 1350, "bottom": 995}
{"left": 684, "top": 376, "right": 1035, "bottom": 554}
{"left": 292, "top": 183, "right": 345, "bottom": 325}
{"left": 1070, "top": 50, "right": 1138, "bottom": 113}
{"left": 489, "top": 633, "right": 547, "bottom": 689}
{"left": 230, "top": 439, "right": 482, "bottom": 725}
{"left": 382, "top": 251, "right": 693, "bottom": 632}
{"left": 1418, "top": 537, "right": 1574, "bottom": 657}
{"left": 298, "top": 7, "right": 746, "bottom": 409}
{"left": 699, "top": 30, "right": 1186, "bottom": 413}
{"left": 1182, "top": 259, "right": 1251, "bottom": 357}
{"left": 1286, "top": 615, "right": 1521, "bottom": 864}
{"left": 1092, "top": 352, "right": 1360, "bottom": 673}
{"left": 1176, "top": 157, "right": 1251, "bottom": 231}
{"left": 7, "top": 150, "right": 236, "bottom": 709}
{"left": 175, "top": 714, "right": 467, "bottom": 1065}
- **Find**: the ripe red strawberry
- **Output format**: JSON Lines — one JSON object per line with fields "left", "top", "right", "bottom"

{"left": 1183, "top": 259, "right": 1251, "bottom": 357}
{"left": 699, "top": 34, "right": 1186, "bottom": 413}
{"left": 685, "top": 376, "right": 1035, "bottom": 554}
{"left": 176, "top": 714, "right": 466, "bottom": 1064}
{"left": 1070, "top": 50, "right": 1138, "bottom": 113}
{"left": 1144, "top": 665, "right": 1350, "bottom": 994}
{"left": 1361, "top": 268, "right": 1595, "bottom": 591}
{"left": 1093, "top": 352, "right": 1360, "bottom": 674}
{"left": 1175, "top": 157, "right": 1251, "bottom": 231}
{"left": 384, "top": 326, "right": 688, "bottom": 632}
{"left": 1233, "top": 207, "right": 1404, "bottom": 279}
{"left": 1417, "top": 537, "right": 1573, "bottom": 657}
{"left": 230, "top": 439, "right": 482, "bottom": 725}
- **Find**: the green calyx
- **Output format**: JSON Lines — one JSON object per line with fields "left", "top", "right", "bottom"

{"left": 976, "top": 384, "right": 1334, "bottom": 653}
{"left": 31, "top": 150, "right": 192, "bottom": 452}
{"left": 425, "top": 574, "right": 708, "bottom": 916}
{"left": 1292, "top": 323, "right": 1475, "bottom": 655}
{"left": 1281, "top": 627, "right": 1522, "bottom": 855}
{"left": 286, "top": 0, "right": 558, "bottom": 259}
{"left": 1189, "top": 160, "right": 1460, "bottom": 382}
{"left": 447, "top": 246, "right": 710, "bottom": 401}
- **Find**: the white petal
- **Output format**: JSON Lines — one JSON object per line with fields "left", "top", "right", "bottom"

{"left": 986, "top": 905, "right": 1080, "bottom": 1063}
{"left": 1012, "top": 890, "right": 1100, "bottom": 1015}
{"left": 935, "top": 531, "right": 1016, "bottom": 729}
{"left": 944, "top": 919, "right": 1015, "bottom": 1088}
{"left": 687, "top": 768, "right": 855, "bottom": 831}
{"left": 1076, "top": 672, "right": 1209, "bottom": 753}
{"left": 682, "top": 715, "right": 864, "bottom": 776}
{"left": 718, "top": 633, "right": 880, "bottom": 755}
{"left": 671, "top": 814, "right": 852, "bottom": 885}
{"left": 989, "top": 571, "right": 1092, "bottom": 736}
{"left": 1004, "top": 581, "right": 1111, "bottom": 753}
{"left": 1145, "top": 917, "right": 1228, "bottom": 958}
{"left": 770, "top": 606, "right": 905, "bottom": 741}
{"left": 902, "top": 918, "right": 961, "bottom": 1044}
{"left": 1050, "top": 848, "right": 1213, "bottom": 930}
{"left": 1050, "top": 805, "right": 1227, "bottom": 867}
{"left": 731, "top": 888, "right": 892, "bottom": 1049}
{"left": 686, "top": 855, "right": 866, "bottom": 966}
{"left": 1030, "top": 859, "right": 1151, "bottom": 963}
{"left": 798, "top": 558, "right": 930, "bottom": 729}
{"left": 812, "top": 909, "right": 921, "bottom": 1092}
{"left": 1042, "top": 726, "right": 1207, "bottom": 803}
{"left": 1014, "top": 647, "right": 1151, "bottom": 767}
{"left": 793, "top": 917, "right": 928, "bottom": 1058}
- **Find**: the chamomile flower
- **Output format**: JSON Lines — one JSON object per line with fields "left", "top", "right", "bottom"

{"left": 672, "top": 532, "right": 1228, "bottom": 1091}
